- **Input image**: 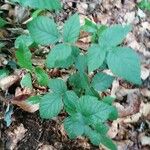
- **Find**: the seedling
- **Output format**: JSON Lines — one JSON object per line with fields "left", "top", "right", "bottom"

{"left": 3, "top": 1, "right": 142, "bottom": 149}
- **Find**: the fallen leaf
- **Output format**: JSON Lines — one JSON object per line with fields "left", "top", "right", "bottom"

{"left": 6, "top": 124, "right": 27, "bottom": 150}
{"left": 0, "top": 74, "right": 20, "bottom": 91}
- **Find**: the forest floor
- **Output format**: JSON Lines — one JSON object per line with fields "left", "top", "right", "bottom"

{"left": 0, "top": 0, "right": 150, "bottom": 150}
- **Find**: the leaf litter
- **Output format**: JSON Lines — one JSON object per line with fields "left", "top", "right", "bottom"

{"left": 0, "top": 0, "right": 150, "bottom": 150}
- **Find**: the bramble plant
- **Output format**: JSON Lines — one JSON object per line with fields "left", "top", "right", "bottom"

{"left": 2, "top": 1, "right": 141, "bottom": 149}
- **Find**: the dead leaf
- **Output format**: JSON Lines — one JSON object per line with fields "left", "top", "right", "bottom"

{"left": 139, "top": 134, "right": 150, "bottom": 146}
{"left": 38, "top": 145, "right": 57, "bottom": 150}
{"left": 115, "top": 91, "right": 141, "bottom": 117}
{"left": 6, "top": 124, "right": 27, "bottom": 150}
{"left": 12, "top": 100, "right": 39, "bottom": 113}
{"left": 108, "top": 119, "right": 120, "bottom": 138}
{"left": 0, "top": 74, "right": 20, "bottom": 91}
{"left": 11, "top": 87, "right": 38, "bottom": 113}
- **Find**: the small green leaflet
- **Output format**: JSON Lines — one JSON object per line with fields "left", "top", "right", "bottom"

{"left": 48, "top": 79, "right": 67, "bottom": 95}
{"left": 64, "top": 113, "right": 85, "bottom": 139}
{"left": 76, "top": 96, "right": 118, "bottom": 123}
{"left": 0, "top": 17, "right": 7, "bottom": 28}
{"left": 84, "top": 126, "right": 117, "bottom": 150}
{"left": 63, "top": 91, "right": 78, "bottom": 114}
{"left": 15, "top": 34, "right": 34, "bottom": 48}
{"left": 51, "top": 46, "right": 79, "bottom": 69}
{"left": 91, "top": 73, "right": 114, "bottom": 91}
{"left": 20, "top": 73, "right": 32, "bottom": 89}
{"left": 63, "top": 14, "right": 80, "bottom": 43}
{"left": 98, "top": 24, "right": 132, "bottom": 49}
{"left": 81, "top": 18, "right": 97, "bottom": 33}
{"left": 11, "top": 0, "right": 61, "bottom": 11}
{"left": 75, "top": 54, "right": 87, "bottom": 73}
{"left": 107, "top": 47, "right": 141, "bottom": 85}
{"left": 46, "top": 44, "right": 72, "bottom": 68}
{"left": 88, "top": 44, "right": 106, "bottom": 72}
{"left": 138, "top": 0, "right": 150, "bottom": 11}
{"left": 34, "top": 67, "right": 49, "bottom": 86}
{"left": 27, "top": 95, "right": 41, "bottom": 104}
{"left": 0, "top": 69, "right": 9, "bottom": 79}
{"left": 40, "top": 93, "right": 63, "bottom": 119}
{"left": 102, "top": 96, "right": 115, "bottom": 105}
{"left": 28, "top": 16, "right": 60, "bottom": 45}
{"left": 16, "top": 43, "right": 33, "bottom": 71}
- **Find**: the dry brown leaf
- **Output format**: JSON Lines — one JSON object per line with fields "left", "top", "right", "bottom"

{"left": 108, "top": 119, "right": 120, "bottom": 138}
{"left": 6, "top": 124, "right": 27, "bottom": 150}
{"left": 11, "top": 87, "right": 39, "bottom": 113}
{"left": 0, "top": 75, "right": 20, "bottom": 91}
{"left": 139, "top": 134, "right": 150, "bottom": 146}
{"left": 115, "top": 91, "right": 141, "bottom": 117}
{"left": 38, "top": 145, "right": 57, "bottom": 150}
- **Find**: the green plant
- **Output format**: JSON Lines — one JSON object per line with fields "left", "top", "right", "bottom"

{"left": 10, "top": 0, "right": 61, "bottom": 11}
{"left": 14, "top": 13, "right": 142, "bottom": 149}
{"left": 138, "top": 0, "right": 150, "bottom": 11}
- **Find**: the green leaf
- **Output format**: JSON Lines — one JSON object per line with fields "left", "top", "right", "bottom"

{"left": 40, "top": 93, "right": 63, "bottom": 119}
{"left": 0, "top": 69, "right": 9, "bottom": 79}
{"left": 48, "top": 79, "right": 67, "bottom": 95}
{"left": 52, "top": 46, "right": 79, "bottom": 68}
{"left": 84, "top": 126, "right": 102, "bottom": 146}
{"left": 102, "top": 96, "right": 115, "bottom": 105}
{"left": 81, "top": 18, "right": 97, "bottom": 33}
{"left": 20, "top": 73, "right": 32, "bottom": 89}
{"left": 75, "top": 54, "right": 87, "bottom": 73}
{"left": 15, "top": 34, "right": 34, "bottom": 48}
{"left": 91, "top": 73, "right": 114, "bottom": 91}
{"left": 11, "top": 0, "right": 61, "bottom": 11}
{"left": 107, "top": 47, "right": 141, "bottom": 85}
{"left": 88, "top": 44, "right": 106, "bottom": 72}
{"left": 0, "top": 17, "right": 7, "bottom": 28}
{"left": 63, "top": 14, "right": 80, "bottom": 43}
{"left": 99, "top": 24, "right": 132, "bottom": 49}
{"left": 77, "top": 95, "right": 117, "bottom": 123}
{"left": 16, "top": 43, "right": 33, "bottom": 70}
{"left": 46, "top": 43, "right": 72, "bottom": 68}
{"left": 64, "top": 113, "right": 85, "bottom": 139}
{"left": 138, "top": 0, "right": 150, "bottom": 11}
{"left": 100, "top": 135, "right": 117, "bottom": 150}
{"left": 34, "top": 67, "right": 49, "bottom": 86}
{"left": 28, "top": 16, "right": 60, "bottom": 45}
{"left": 68, "top": 73, "right": 99, "bottom": 97}
{"left": 84, "top": 126, "right": 117, "bottom": 149}
{"left": 63, "top": 91, "right": 78, "bottom": 114}
{"left": 27, "top": 95, "right": 41, "bottom": 104}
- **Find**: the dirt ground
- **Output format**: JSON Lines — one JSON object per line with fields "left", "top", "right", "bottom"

{"left": 0, "top": 0, "right": 150, "bottom": 150}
